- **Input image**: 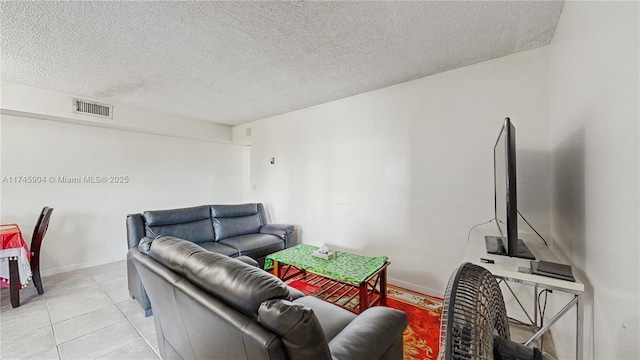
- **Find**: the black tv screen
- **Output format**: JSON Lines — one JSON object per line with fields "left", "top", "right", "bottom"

{"left": 485, "top": 117, "right": 535, "bottom": 259}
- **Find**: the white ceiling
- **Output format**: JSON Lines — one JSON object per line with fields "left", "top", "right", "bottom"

{"left": 1, "top": 1, "right": 564, "bottom": 126}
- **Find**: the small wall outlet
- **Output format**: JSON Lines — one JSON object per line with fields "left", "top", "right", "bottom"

{"left": 245, "top": 127, "right": 252, "bottom": 136}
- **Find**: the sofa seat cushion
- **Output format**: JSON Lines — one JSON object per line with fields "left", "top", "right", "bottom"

{"left": 197, "top": 241, "right": 239, "bottom": 257}
{"left": 144, "top": 206, "right": 214, "bottom": 244}
{"left": 218, "top": 234, "right": 285, "bottom": 259}
{"left": 293, "top": 296, "right": 356, "bottom": 342}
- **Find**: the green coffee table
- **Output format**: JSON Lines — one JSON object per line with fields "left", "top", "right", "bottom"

{"left": 265, "top": 244, "right": 389, "bottom": 314}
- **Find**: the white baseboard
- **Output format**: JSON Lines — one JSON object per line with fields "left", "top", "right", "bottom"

{"left": 388, "top": 277, "right": 444, "bottom": 298}
{"left": 41, "top": 258, "right": 125, "bottom": 277}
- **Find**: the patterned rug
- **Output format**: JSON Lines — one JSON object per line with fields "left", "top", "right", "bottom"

{"left": 386, "top": 285, "right": 443, "bottom": 360}
{"left": 286, "top": 279, "right": 443, "bottom": 360}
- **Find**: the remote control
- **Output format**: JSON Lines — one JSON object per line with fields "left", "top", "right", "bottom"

{"left": 518, "top": 266, "right": 530, "bottom": 274}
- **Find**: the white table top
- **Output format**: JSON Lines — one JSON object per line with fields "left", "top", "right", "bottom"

{"left": 464, "top": 223, "right": 584, "bottom": 294}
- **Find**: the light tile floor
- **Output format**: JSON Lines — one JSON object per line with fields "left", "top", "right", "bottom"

{"left": 0, "top": 260, "right": 159, "bottom": 360}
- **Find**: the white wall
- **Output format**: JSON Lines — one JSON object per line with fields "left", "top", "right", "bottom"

{"left": 234, "top": 47, "right": 551, "bottom": 296}
{"left": 547, "top": 2, "right": 639, "bottom": 359}
{"left": 0, "top": 87, "right": 250, "bottom": 274}
{"left": 1, "top": 81, "right": 232, "bottom": 142}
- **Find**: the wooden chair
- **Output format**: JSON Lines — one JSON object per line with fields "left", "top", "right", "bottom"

{"left": 29, "top": 207, "right": 53, "bottom": 295}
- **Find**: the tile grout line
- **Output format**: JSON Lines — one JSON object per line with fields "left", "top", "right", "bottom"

{"left": 0, "top": 262, "right": 130, "bottom": 359}
{"left": 42, "top": 288, "right": 62, "bottom": 360}
{"left": 92, "top": 272, "right": 159, "bottom": 359}
{"left": 3, "top": 262, "right": 156, "bottom": 360}
{"left": 46, "top": 270, "right": 123, "bottom": 358}
{"left": 112, "top": 297, "right": 160, "bottom": 359}
{"left": 51, "top": 303, "right": 119, "bottom": 345}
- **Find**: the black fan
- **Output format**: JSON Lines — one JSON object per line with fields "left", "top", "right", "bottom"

{"left": 438, "top": 262, "right": 550, "bottom": 360}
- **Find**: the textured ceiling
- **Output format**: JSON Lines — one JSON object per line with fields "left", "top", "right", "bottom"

{"left": 1, "top": 1, "right": 564, "bottom": 126}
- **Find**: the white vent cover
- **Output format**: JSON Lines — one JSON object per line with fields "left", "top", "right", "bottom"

{"left": 73, "top": 98, "right": 113, "bottom": 118}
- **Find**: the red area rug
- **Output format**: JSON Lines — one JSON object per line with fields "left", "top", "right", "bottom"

{"left": 386, "top": 285, "right": 443, "bottom": 360}
{"left": 287, "top": 279, "right": 443, "bottom": 360}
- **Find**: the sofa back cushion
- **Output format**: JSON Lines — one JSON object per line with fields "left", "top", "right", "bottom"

{"left": 148, "top": 236, "right": 214, "bottom": 276}
{"left": 184, "top": 251, "right": 289, "bottom": 317}
{"left": 144, "top": 206, "right": 214, "bottom": 244}
{"left": 211, "top": 204, "right": 264, "bottom": 241}
{"left": 258, "top": 299, "right": 332, "bottom": 360}
{"left": 149, "top": 236, "right": 290, "bottom": 318}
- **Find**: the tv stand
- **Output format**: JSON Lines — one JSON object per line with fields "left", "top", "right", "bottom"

{"left": 466, "top": 225, "right": 584, "bottom": 360}
{"left": 485, "top": 235, "right": 535, "bottom": 260}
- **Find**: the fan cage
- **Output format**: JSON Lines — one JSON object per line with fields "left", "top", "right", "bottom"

{"left": 438, "top": 263, "right": 509, "bottom": 360}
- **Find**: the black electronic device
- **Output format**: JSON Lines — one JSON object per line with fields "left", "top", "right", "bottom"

{"left": 531, "top": 260, "right": 575, "bottom": 282}
{"left": 487, "top": 118, "right": 535, "bottom": 260}
{"left": 485, "top": 235, "right": 535, "bottom": 259}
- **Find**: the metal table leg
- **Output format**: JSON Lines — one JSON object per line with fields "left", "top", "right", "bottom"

{"left": 525, "top": 296, "right": 578, "bottom": 347}
{"left": 534, "top": 285, "right": 538, "bottom": 327}
{"left": 576, "top": 293, "right": 584, "bottom": 360}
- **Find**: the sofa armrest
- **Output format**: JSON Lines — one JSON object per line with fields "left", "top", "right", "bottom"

{"left": 328, "top": 307, "right": 408, "bottom": 360}
{"left": 127, "top": 247, "right": 152, "bottom": 316}
{"left": 260, "top": 224, "right": 295, "bottom": 248}
{"left": 127, "top": 213, "right": 146, "bottom": 249}
{"left": 286, "top": 286, "right": 305, "bottom": 300}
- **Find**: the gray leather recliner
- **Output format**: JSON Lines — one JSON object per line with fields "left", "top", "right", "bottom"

{"left": 132, "top": 236, "right": 408, "bottom": 360}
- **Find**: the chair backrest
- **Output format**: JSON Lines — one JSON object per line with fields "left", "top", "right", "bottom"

{"left": 30, "top": 207, "right": 53, "bottom": 271}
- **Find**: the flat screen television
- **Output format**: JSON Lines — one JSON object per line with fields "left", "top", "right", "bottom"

{"left": 485, "top": 117, "right": 535, "bottom": 259}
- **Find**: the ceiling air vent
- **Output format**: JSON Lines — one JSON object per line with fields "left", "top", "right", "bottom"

{"left": 73, "top": 98, "right": 113, "bottom": 119}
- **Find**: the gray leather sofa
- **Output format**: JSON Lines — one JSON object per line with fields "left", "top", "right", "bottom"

{"left": 127, "top": 203, "right": 294, "bottom": 316}
{"left": 132, "top": 236, "right": 408, "bottom": 360}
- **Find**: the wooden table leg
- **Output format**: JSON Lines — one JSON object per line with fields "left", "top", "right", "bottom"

{"left": 9, "top": 258, "right": 20, "bottom": 308}
{"left": 359, "top": 283, "right": 368, "bottom": 314}
{"left": 273, "top": 260, "right": 280, "bottom": 278}
{"left": 380, "top": 267, "right": 387, "bottom": 306}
